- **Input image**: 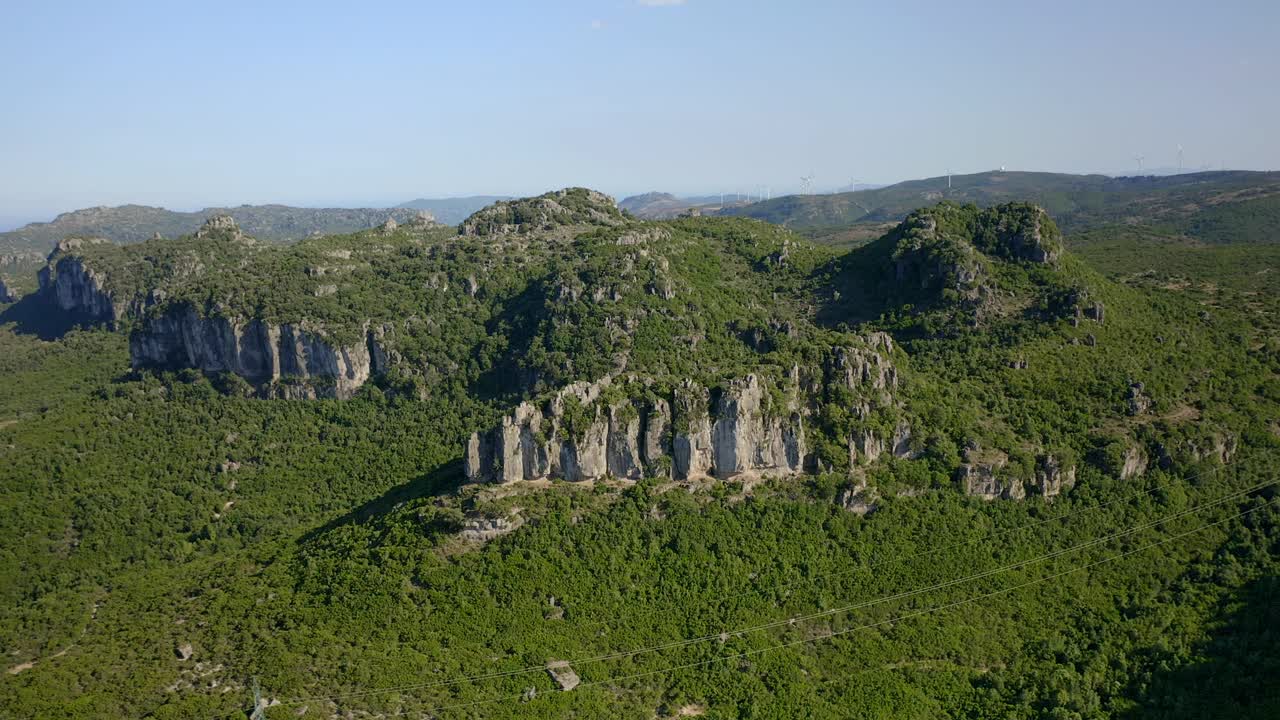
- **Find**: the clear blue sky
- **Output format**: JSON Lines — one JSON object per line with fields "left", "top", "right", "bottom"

{"left": 1, "top": 0, "right": 1276, "bottom": 226}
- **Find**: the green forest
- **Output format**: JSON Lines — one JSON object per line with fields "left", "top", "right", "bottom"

{"left": 2, "top": 188, "right": 1278, "bottom": 719}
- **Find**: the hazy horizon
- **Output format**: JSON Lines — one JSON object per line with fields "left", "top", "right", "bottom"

{"left": 3, "top": 0, "right": 1277, "bottom": 226}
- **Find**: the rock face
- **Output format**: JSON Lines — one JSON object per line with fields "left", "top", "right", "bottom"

{"left": 466, "top": 375, "right": 807, "bottom": 483}
{"left": 38, "top": 251, "right": 122, "bottom": 326}
{"left": 0, "top": 277, "right": 14, "bottom": 303}
{"left": 467, "top": 337, "right": 899, "bottom": 485}
{"left": 1120, "top": 445, "right": 1148, "bottom": 480}
{"left": 959, "top": 450, "right": 1025, "bottom": 500}
{"left": 709, "top": 375, "right": 807, "bottom": 477}
{"left": 129, "top": 305, "right": 388, "bottom": 399}
{"left": 1032, "top": 454, "right": 1077, "bottom": 497}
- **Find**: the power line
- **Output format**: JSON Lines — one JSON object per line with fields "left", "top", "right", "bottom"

{"left": 279, "top": 463, "right": 1230, "bottom": 683}
{"left": 265, "top": 465, "right": 1233, "bottom": 688}
{"left": 376, "top": 495, "right": 1276, "bottom": 718}
{"left": 261, "top": 475, "right": 1274, "bottom": 712}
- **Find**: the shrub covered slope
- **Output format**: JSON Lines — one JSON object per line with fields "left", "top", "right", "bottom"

{"left": 1, "top": 189, "right": 1278, "bottom": 719}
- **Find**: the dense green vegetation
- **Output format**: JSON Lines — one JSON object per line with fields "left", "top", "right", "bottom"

{"left": 0, "top": 204, "right": 425, "bottom": 257}
{"left": 2, "top": 191, "right": 1279, "bottom": 718}
{"left": 721, "top": 170, "right": 1280, "bottom": 249}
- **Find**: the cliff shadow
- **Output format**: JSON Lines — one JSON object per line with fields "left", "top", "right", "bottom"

{"left": 1121, "top": 572, "right": 1280, "bottom": 719}
{"left": 0, "top": 294, "right": 97, "bottom": 340}
{"left": 470, "top": 281, "right": 550, "bottom": 401}
{"left": 296, "top": 460, "right": 466, "bottom": 545}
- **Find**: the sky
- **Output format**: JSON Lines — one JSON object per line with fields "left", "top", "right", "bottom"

{"left": 1, "top": 0, "right": 1277, "bottom": 227}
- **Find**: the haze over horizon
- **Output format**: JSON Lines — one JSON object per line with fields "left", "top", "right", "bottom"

{"left": 2, "top": 0, "right": 1276, "bottom": 226}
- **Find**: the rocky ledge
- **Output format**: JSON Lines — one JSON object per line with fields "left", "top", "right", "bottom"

{"left": 466, "top": 334, "right": 901, "bottom": 484}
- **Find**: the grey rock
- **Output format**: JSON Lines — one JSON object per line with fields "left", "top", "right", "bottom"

{"left": 1127, "top": 382, "right": 1151, "bottom": 416}
{"left": 1120, "top": 445, "right": 1147, "bottom": 480}
{"left": 458, "top": 514, "right": 522, "bottom": 542}
{"left": 849, "top": 428, "right": 882, "bottom": 466}
{"left": 129, "top": 306, "right": 387, "bottom": 399}
{"left": 38, "top": 255, "right": 122, "bottom": 326}
{"left": 959, "top": 451, "right": 1024, "bottom": 500}
{"left": 1032, "top": 454, "right": 1076, "bottom": 497}
{"left": 546, "top": 661, "right": 580, "bottom": 691}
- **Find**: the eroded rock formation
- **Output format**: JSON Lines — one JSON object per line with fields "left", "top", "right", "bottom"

{"left": 130, "top": 306, "right": 389, "bottom": 399}
{"left": 38, "top": 250, "right": 122, "bottom": 326}
{"left": 466, "top": 336, "right": 901, "bottom": 485}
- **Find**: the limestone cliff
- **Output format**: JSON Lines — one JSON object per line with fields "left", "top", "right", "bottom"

{"left": 466, "top": 334, "right": 902, "bottom": 485}
{"left": 466, "top": 374, "right": 809, "bottom": 484}
{"left": 38, "top": 240, "right": 124, "bottom": 326}
{"left": 130, "top": 305, "right": 389, "bottom": 399}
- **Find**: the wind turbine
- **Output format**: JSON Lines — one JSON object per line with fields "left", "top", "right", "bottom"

{"left": 1177, "top": 144, "right": 1184, "bottom": 173}
{"left": 1134, "top": 155, "right": 1146, "bottom": 173}
{"left": 800, "top": 175, "right": 815, "bottom": 195}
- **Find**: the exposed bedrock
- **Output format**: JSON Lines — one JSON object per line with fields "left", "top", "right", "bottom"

{"left": 38, "top": 254, "right": 122, "bottom": 326}
{"left": 467, "top": 374, "right": 810, "bottom": 484}
{"left": 467, "top": 335, "right": 902, "bottom": 485}
{"left": 129, "top": 304, "right": 388, "bottom": 399}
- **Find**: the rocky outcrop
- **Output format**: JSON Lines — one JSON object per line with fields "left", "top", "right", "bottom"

{"left": 1032, "top": 454, "right": 1076, "bottom": 497}
{"left": 709, "top": 375, "right": 807, "bottom": 477}
{"left": 459, "top": 188, "right": 628, "bottom": 237}
{"left": 959, "top": 450, "right": 1025, "bottom": 500}
{"left": 196, "top": 214, "right": 243, "bottom": 240}
{"left": 984, "top": 204, "right": 1062, "bottom": 265}
{"left": 0, "top": 278, "right": 14, "bottom": 303}
{"left": 1127, "top": 382, "right": 1152, "bottom": 416}
{"left": 458, "top": 513, "right": 523, "bottom": 542}
{"left": 826, "top": 333, "right": 898, "bottom": 398}
{"left": 466, "top": 334, "right": 903, "bottom": 485}
{"left": 38, "top": 251, "right": 122, "bottom": 326}
{"left": 129, "top": 305, "right": 388, "bottom": 399}
{"left": 546, "top": 661, "right": 580, "bottom": 691}
{"left": 1120, "top": 445, "right": 1148, "bottom": 480}
{"left": 891, "top": 214, "right": 985, "bottom": 294}
{"left": 466, "top": 373, "right": 811, "bottom": 484}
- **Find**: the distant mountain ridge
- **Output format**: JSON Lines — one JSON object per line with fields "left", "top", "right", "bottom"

{"left": 0, "top": 203, "right": 423, "bottom": 255}
{"left": 396, "top": 196, "right": 512, "bottom": 225}
{"left": 717, "top": 170, "right": 1280, "bottom": 241}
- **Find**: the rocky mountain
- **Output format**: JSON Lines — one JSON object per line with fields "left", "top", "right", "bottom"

{"left": 8, "top": 186, "right": 1274, "bottom": 720}
{"left": 0, "top": 203, "right": 426, "bottom": 256}
{"left": 30, "top": 189, "right": 1241, "bottom": 506}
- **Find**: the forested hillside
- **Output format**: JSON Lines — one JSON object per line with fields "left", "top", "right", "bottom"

{"left": 0, "top": 204, "right": 426, "bottom": 256}
{"left": 719, "top": 170, "right": 1280, "bottom": 249}
{"left": 1, "top": 190, "right": 1277, "bottom": 719}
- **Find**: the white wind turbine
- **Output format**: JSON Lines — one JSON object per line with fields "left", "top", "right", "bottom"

{"left": 800, "top": 174, "right": 815, "bottom": 195}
